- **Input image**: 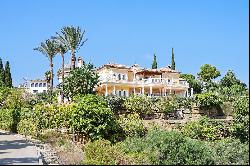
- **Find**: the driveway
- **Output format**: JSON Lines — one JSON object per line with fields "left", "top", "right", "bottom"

{"left": 0, "top": 130, "right": 41, "bottom": 165}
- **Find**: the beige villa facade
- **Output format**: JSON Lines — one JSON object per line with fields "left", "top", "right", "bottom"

{"left": 95, "top": 63, "right": 191, "bottom": 97}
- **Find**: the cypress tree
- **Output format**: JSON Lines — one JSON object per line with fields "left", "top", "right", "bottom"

{"left": 152, "top": 54, "right": 158, "bottom": 69}
{"left": 4, "top": 61, "right": 12, "bottom": 87}
{"left": 171, "top": 47, "right": 176, "bottom": 70}
{"left": 0, "top": 58, "right": 5, "bottom": 86}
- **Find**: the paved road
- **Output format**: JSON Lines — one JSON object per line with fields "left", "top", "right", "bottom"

{"left": 0, "top": 131, "right": 41, "bottom": 165}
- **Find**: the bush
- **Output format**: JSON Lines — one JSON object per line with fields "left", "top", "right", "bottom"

{"left": 230, "top": 96, "right": 249, "bottom": 142}
{"left": 0, "top": 109, "right": 14, "bottom": 131}
{"left": 117, "top": 113, "right": 146, "bottom": 137}
{"left": 17, "top": 104, "right": 75, "bottom": 137}
{"left": 123, "top": 95, "right": 153, "bottom": 115}
{"left": 83, "top": 139, "right": 132, "bottom": 165}
{"left": 211, "top": 138, "right": 249, "bottom": 165}
{"left": 154, "top": 96, "right": 178, "bottom": 113}
{"left": 181, "top": 116, "right": 229, "bottom": 141}
{"left": 118, "top": 128, "right": 215, "bottom": 165}
{"left": 71, "top": 94, "right": 121, "bottom": 142}
{"left": 195, "top": 92, "right": 222, "bottom": 110}
{"left": 105, "top": 95, "right": 125, "bottom": 114}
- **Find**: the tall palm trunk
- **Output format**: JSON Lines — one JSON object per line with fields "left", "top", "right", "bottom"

{"left": 50, "top": 58, "right": 54, "bottom": 102}
{"left": 72, "top": 49, "right": 76, "bottom": 69}
{"left": 61, "top": 53, "right": 65, "bottom": 103}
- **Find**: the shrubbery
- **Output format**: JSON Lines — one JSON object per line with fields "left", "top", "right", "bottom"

{"left": 70, "top": 94, "right": 121, "bottom": 142}
{"left": 195, "top": 92, "right": 222, "bottom": 110}
{"left": 123, "top": 95, "right": 153, "bottom": 115}
{"left": 230, "top": 96, "right": 249, "bottom": 142}
{"left": 181, "top": 116, "right": 229, "bottom": 141}
{"left": 117, "top": 113, "right": 146, "bottom": 137}
{"left": 85, "top": 129, "right": 216, "bottom": 165}
{"left": 211, "top": 138, "right": 249, "bottom": 165}
{"left": 105, "top": 95, "right": 125, "bottom": 114}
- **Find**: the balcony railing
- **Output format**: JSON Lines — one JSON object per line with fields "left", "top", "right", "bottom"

{"left": 99, "top": 77, "right": 189, "bottom": 87}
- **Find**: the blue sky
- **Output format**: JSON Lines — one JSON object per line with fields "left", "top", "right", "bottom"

{"left": 0, "top": 0, "right": 249, "bottom": 86}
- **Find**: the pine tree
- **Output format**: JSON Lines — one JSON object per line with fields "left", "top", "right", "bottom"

{"left": 0, "top": 58, "right": 5, "bottom": 86}
{"left": 171, "top": 48, "right": 176, "bottom": 70}
{"left": 151, "top": 54, "right": 158, "bottom": 69}
{"left": 4, "top": 61, "right": 12, "bottom": 87}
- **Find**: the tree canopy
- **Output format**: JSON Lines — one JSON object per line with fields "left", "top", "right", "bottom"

{"left": 151, "top": 54, "right": 158, "bottom": 69}
{"left": 197, "top": 64, "right": 221, "bottom": 83}
{"left": 59, "top": 63, "right": 99, "bottom": 100}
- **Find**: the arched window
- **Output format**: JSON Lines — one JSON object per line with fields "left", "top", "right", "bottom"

{"left": 39, "top": 83, "right": 43, "bottom": 87}
{"left": 31, "top": 83, "right": 34, "bottom": 87}
{"left": 43, "top": 83, "right": 46, "bottom": 87}
{"left": 118, "top": 74, "right": 121, "bottom": 80}
{"left": 35, "top": 83, "right": 38, "bottom": 87}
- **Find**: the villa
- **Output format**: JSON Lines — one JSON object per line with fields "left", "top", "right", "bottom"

{"left": 57, "top": 56, "right": 191, "bottom": 98}
{"left": 95, "top": 63, "right": 191, "bottom": 97}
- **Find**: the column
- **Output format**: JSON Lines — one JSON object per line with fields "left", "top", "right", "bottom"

{"left": 113, "top": 85, "right": 116, "bottom": 95}
{"left": 170, "top": 87, "right": 172, "bottom": 94}
{"left": 150, "top": 86, "right": 152, "bottom": 96}
{"left": 190, "top": 88, "right": 193, "bottom": 97}
{"left": 133, "top": 86, "right": 136, "bottom": 95}
{"left": 142, "top": 86, "right": 144, "bottom": 95}
{"left": 105, "top": 84, "right": 108, "bottom": 96}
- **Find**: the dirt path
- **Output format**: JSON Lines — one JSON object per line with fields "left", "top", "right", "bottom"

{"left": 0, "top": 130, "right": 41, "bottom": 165}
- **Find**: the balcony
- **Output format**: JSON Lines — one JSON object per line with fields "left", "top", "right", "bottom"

{"left": 99, "top": 76, "right": 189, "bottom": 88}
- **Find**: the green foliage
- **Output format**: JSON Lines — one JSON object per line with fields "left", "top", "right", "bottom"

{"left": 151, "top": 54, "right": 157, "bottom": 69}
{"left": 60, "top": 63, "right": 99, "bottom": 100}
{"left": 123, "top": 95, "right": 153, "bottom": 115}
{"left": 83, "top": 139, "right": 132, "bottom": 165}
{"left": 117, "top": 113, "right": 146, "bottom": 137}
{"left": 230, "top": 96, "right": 249, "bottom": 142}
{"left": 70, "top": 94, "right": 120, "bottom": 142}
{"left": 0, "top": 58, "right": 5, "bottom": 86}
{"left": 211, "top": 138, "right": 249, "bottom": 165}
{"left": 0, "top": 88, "right": 27, "bottom": 132}
{"left": 197, "top": 64, "right": 221, "bottom": 83}
{"left": 17, "top": 103, "right": 75, "bottom": 137}
{"left": 4, "top": 61, "right": 12, "bottom": 88}
{"left": 220, "top": 70, "right": 247, "bottom": 89}
{"left": 171, "top": 47, "right": 175, "bottom": 70}
{"left": 118, "top": 129, "right": 215, "bottom": 165}
{"left": 181, "top": 116, "right": 229, "bottom": 141}
{"left": 195, "top": 92, "right": 222, "bottom": 110}
{"left": 154, "top": 96, "right": 178, "bottom": 113}
{"left": 105, "top": 95, "right": 125, "bottom": 114}
{"left": 180, "top": 74, "right": 202, "bottom": 94}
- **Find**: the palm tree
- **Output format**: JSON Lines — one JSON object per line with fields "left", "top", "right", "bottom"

{"left": 56, "top": 26, "right": 87, "bottom": 69}
{"left": 53, "top": 38, "right": 68, "bottom": 103}
{"left": 34, "top": 39, "right": 57, "bottom": 96}
{"left": 44, "top": 70, "right": 51, "bottom": 84}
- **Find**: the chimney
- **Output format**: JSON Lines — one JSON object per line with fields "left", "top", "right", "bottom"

{"left": 78, "top": 56, "right": 84, "bottom": 67}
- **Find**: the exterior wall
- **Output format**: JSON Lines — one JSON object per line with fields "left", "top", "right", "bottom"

{"left": 96, "top": 65, "right": 190, "bottom": 98}
{"left": 28, "top": 81, "right": 48, "bottom": 94}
